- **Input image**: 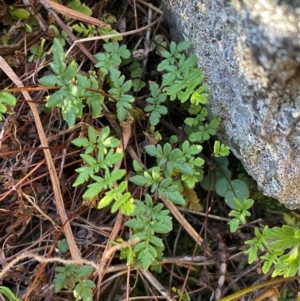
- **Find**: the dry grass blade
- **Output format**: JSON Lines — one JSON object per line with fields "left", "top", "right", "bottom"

{"left": 140, "top": 269, "right": 177, "bottom": 301}
{"left": 162, "top": 196, "right": 204, "bottom": 246}
{"left": 0, "top": 253, "right": 99, "bottom": 280}
{"left": 44, "top": 0, "right": 107, "bottom": 28}
{"left": 38, "top": 0, "right": 97, "bottom": 64}
{"left": 0, "top": 56, "right": 81, "bottom": 261}
{"left": 218, "top": 276, "right": 300, "bottom": 301}
{"left": 64, "top": 3, "right": 163, "bottom": 58}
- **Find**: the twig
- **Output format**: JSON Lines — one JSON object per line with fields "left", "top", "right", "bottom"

{"left": 38, "top": 0, "right": 97, "bottom": 64}
{"left": 140, "top": 269, "right": 177, "bottom": 301}
{"left": 161, "top": 197, "right": 204, "bottom": 247}
{"left": 22, "top": 192, "right": 58, "bottom": 229}
{"left": 96, "top": 223, "right": 138, "bottom": 299}
{"left": 178, "top": 207, "right": 230, "bottom": 222}
{"left": 42, "top": 0, "right": 107, "bottom": 28}
{"left": 64, "top": 0, "right": 163, "bottom": 60}
{"left": 64, "top": 17, "right": 162, "bottom": 59}
{"left": 213, "top": 233, "right": 228, "bottom": 300}
{"left": 0, "top": 253, "right": 99, "bottom": 280}
{"left": 218, "top": 276, "right": 300, "bottom": 301}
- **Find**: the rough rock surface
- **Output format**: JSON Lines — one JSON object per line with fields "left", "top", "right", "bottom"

{"left": 160, "top": 0, "right": 300, "bottom": 209}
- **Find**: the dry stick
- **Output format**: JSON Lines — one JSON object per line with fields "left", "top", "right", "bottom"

{"left": 133, "top": 0, "right": 138, "bottom": 30}
{"left": 0, "top": 57, "right": 81, "bottom": 260}
{"left": 0, "top": 253, "right": 99, "bottom": 280}
{"left": 22, "top": 191, "right": 58, "bottom": 228}
{"left": 65, "top": 17, "right": 162, "bottom": 59}
{"left": 251, "top": 287, "right": 279, "bottom": 301}
{"left": 163, "top": 201, "right": 207, "bottom": 301}
{"left": 0, "top": 244, "right": 141, "bottom": 282}
{"left": 24, "top": 232, "right": 62, "bottom": 301}
{"left": 218, "top": 276, "right": 300, "bottom": 301}
{"left": 95, "top": 212, "right": 122, "bottom": 298}
{"left": 43, "top": 0, "right": 107, "bottom": 28}
{"left": 162, "top": 196, "right": 204, "bottom": 246}
{"left": 136, "top": 0, "right": 163, "bottom": 14}
{"left": 41, "top": 0, "right": 162, "bottom": 64}
{"left": 38, "top": 0, "right": 97, "bottom": 64}
{"left": 119, "top": 120, "right": 132, "bottom": 301}
{"left": 140, "top": 270, "right": 177, "bottom": 301}
{"left": 214, "top": 233, "right": 228, "bottom": 300}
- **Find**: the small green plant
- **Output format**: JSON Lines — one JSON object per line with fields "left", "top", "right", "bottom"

{"left": 245, "top": 224, "right": 300, "bottom": 277}
{"left": 94, "top": 42, "right": 131, "bottom": 77}
{"left": 201, "top": 154, "right": 251, "bottom": 210}
{"left": 9, "top": 6, "right": 30, "bottom": 20}
{"left": 71, "top": 126, "right": 134, "bottom": 213}
{"left": 144, "top": 82, "right": 167, "bottom": 126}
{"left": 0, "top": 91, "right": 17, "bottom": 120}
{"left": 185, "top": 104, "right": 219, "bottom": 143}
{"left": 128, "top": 61, "right": 146, "bottom": 92}
{"left": 200, "top": 142, "right": 255, "bottom": 232}
{"left": 216, "top": 178, "right": 250, "bottom": 209}
{"left": 125, "top": 194, "right": 172, "bottom": 270}
{"left": 57, "top": 238, "right": 69, "bottom": 253}
{"left": 58, "top": 38, "right": 213, "bottom": 270}
{"left": 37, "top": 34, "right": 246, "bottom": 297}
{"left": 107, "top": 67, "right": 134, "bottom": 121}
{"left": 54, "top": 264, "right": 95, "bottom": 301}
{"left": 200, "top": 156, "right": 231, "bottom": 191}
{"left": 171, "top": 287, "right": 190, "bottom": 301}
{"left": 158, "top": 41, "right": 205, "bottom": 102}
{"left": 110, "top": 238, "right": 136, "bottom": 264}
{"left": 48, "top": 25, "right": 68, "bottom": 46}
{"left": 39, "top": 38, "right": 104, "bottom": 127}
{"left": 130, "top": 140, "right": 204, "bottom": 198}
{"left": 72, "top": 125, "right": 120, "bottom": 161}
{"left": 70, "top": 22, "right": 121, "bottom": 43}
{"left": 101, "top": 13, "right": 117, "bottom": 25}
{"left": 130, "top": 162, "right": 185, "bottom": 206}
{"left": 28, "top": 37, "right": 47, "bottom": 62}
{"left": 67, "top": 0, "right": 92, "bottom": 16}
{"left": 227, "top": 198, "right": 254, "bottom": 232}
{"left": 279, "top": 287, "right": 296, "bottom": 301}
{"left": 150, "top": 34, "right": 168, "bottom": 56}
{"left": 214, "top": 140, "right": 230, "bottom": 157}
{"left": 71, "top": 23, "right": 98, "bottom": 37}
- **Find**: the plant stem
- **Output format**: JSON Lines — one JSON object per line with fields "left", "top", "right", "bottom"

{"left": 218, "top": 276, "right": 300, "bottom": 301}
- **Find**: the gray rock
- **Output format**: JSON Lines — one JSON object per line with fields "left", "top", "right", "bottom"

{"left": 160, "top": 0, "right": 300, "bottom": 209}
